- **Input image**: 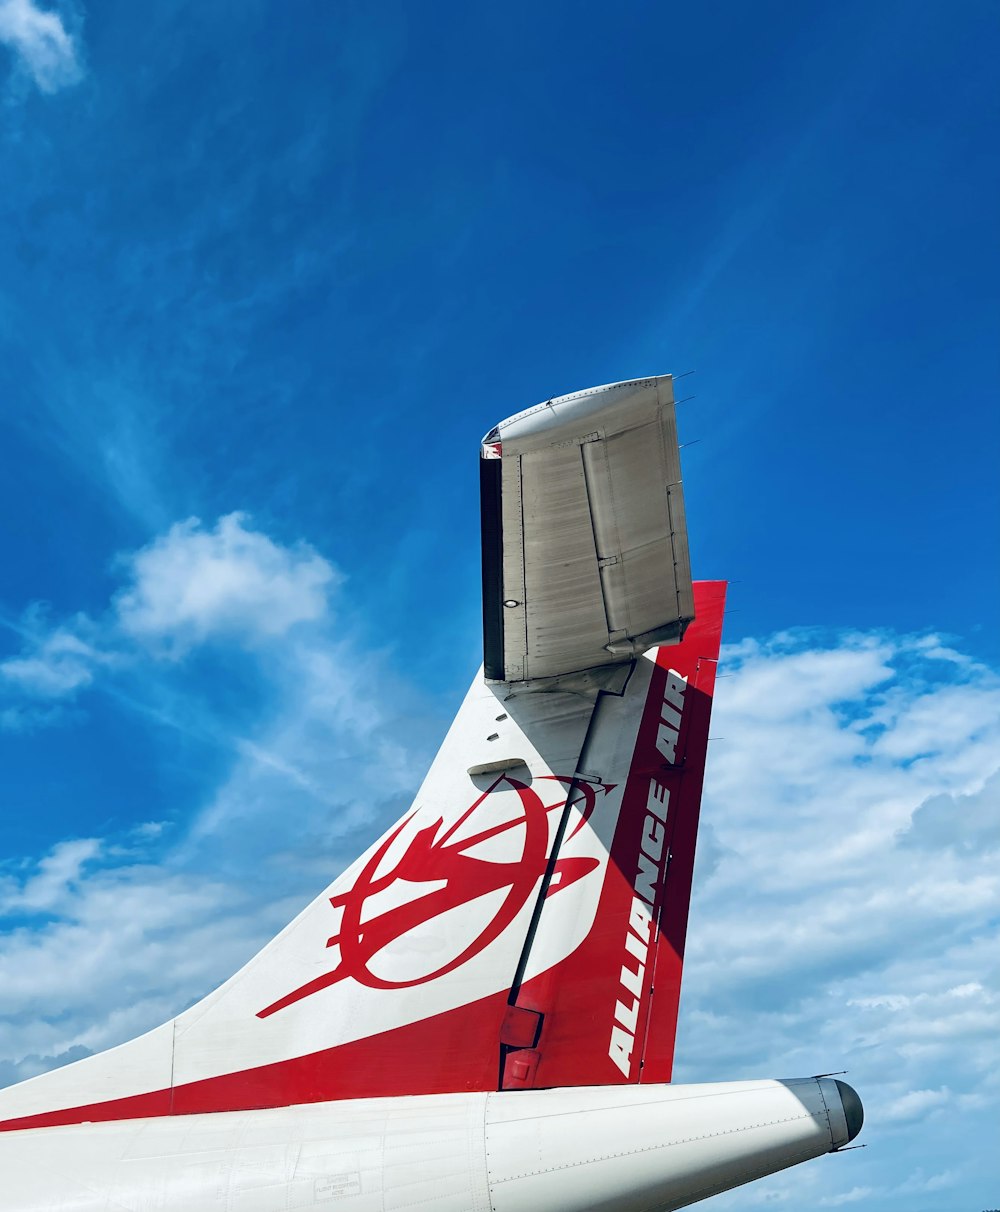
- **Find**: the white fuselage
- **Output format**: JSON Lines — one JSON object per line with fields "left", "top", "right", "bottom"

{"left": 0, "top": 1078, "right": 857, "bottom": 1212}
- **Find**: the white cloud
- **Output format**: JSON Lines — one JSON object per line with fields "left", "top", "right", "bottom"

{"left": 0, "top": 837, "right": 100, "bottom": 914}
{"left": 881, "top": 1087, "right": 951, "bottom": 1123}
{"left": 915, "top": 1169, "right": 957, "bottom": 1192}
{"left": 902, "top": 767, "right": 1000, "bottom": 854}
{"left": 818, "top": 1188, "right": 872, "bottom": 1207}
{"left": 0, "top": 513, "right": 341, "bottom": 708}
{"left": 0, "top": 624, "right": 109, "bottom": 698}
{"left": 0, "top": 853, "right": 269, "bottom": 1070}
{"left": 673, "top": 628, "right": 1000, "bottom": 1209}
{"left": 0, "top": 0, "right": 82, "bottom": 94}
{"left": 115, "top": 512, "right": 338, "bottom": 652}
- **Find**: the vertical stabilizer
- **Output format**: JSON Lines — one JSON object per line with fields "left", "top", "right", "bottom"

{"left": 0, "top": 378, "right": 722, "bottom": 1130}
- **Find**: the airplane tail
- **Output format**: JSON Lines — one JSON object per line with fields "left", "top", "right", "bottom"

{"left": 500, "top": 580, "right": 726, "bottom": 1090}
{"left": 0, "top": 376, "right": 725, "bottom": 1131}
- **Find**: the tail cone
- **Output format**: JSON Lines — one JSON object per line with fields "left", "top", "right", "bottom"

{"left": 835, "top": 1079, "right": 865, "bottom": 1144}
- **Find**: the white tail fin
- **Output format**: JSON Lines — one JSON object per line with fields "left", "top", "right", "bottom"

{"left": 0, "top": 378, "right": 725, "bottom": 1132}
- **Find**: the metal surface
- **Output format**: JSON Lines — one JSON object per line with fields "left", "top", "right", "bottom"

{"left": 0, "top": 1079, "right": 860, "bottom": 1212}
{"left": 481, "top": 376, "right": 694, "bottom": 683}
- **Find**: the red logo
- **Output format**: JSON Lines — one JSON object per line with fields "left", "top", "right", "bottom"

{"left": 257, "top": 774, "right": 614, "bottom": 1017}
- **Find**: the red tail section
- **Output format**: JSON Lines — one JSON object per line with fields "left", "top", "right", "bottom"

{"left": 501, "top": 580, "right": 726, "bottom": 1088}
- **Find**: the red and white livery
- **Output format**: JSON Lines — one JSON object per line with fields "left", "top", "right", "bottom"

{"left": 0, "top": 376, "right": 862, "bottom": 1211}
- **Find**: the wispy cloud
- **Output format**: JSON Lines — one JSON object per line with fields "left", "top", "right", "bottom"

{"left": 0, "top": 837, "right": 99, "bottom": 915}
{"left": 818, "top": 1188, "right": 872, "bottom": 1208}
{"left": 0, "top": 619, "right": 111, "bottom": 698}
{"left": 0, "top": 517, "right": 425, "bottom": 861}
{"left": 880, "top": 1087, "right": 952, "bottom": 1124}
{"left": 0, "top": 0, "right": 83, "bottom": 94}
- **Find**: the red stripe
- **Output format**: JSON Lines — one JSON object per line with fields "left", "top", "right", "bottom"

{"left": 0, "top": 990, "right": 509, "bottom": 1133}
{"left": 640, "top": 580, "right": 727, "bottom": 1081}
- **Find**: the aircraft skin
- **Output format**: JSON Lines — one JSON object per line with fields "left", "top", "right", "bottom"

{"left": 0, "top": 377, "right": 862, "bottom": 1211}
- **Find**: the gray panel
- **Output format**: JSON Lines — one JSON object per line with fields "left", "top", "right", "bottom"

{"left": 485, "top": 375, "right": 695, "bottom": 683}
{"left": 521, "top": 443, "right": 609, "bottom": 681}
{"left": 500, "top": 455, "right": 527, "bottom": 683}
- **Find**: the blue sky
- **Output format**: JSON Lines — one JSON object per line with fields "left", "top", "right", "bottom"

{"left": 0, "top": 1, "right": 997, "bottom": 1208}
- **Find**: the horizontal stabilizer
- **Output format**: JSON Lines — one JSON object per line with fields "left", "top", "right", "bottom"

{"left": 480, "top": 376, "right": 694, "bottom": 683}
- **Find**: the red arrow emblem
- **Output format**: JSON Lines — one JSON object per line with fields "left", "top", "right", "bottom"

{"left": 258, "top": 774, "right": 614, "bottom": 1017}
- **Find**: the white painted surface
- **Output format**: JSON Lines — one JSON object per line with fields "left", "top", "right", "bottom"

{"left": 485, "top": 1079, "right": 850, "bottom": 1212}
{"left": 0, "top": 670, "right": 600, "bottom": 1121}
{"left": 0, "top": 1080, "right": 851, "bottom": 1212}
